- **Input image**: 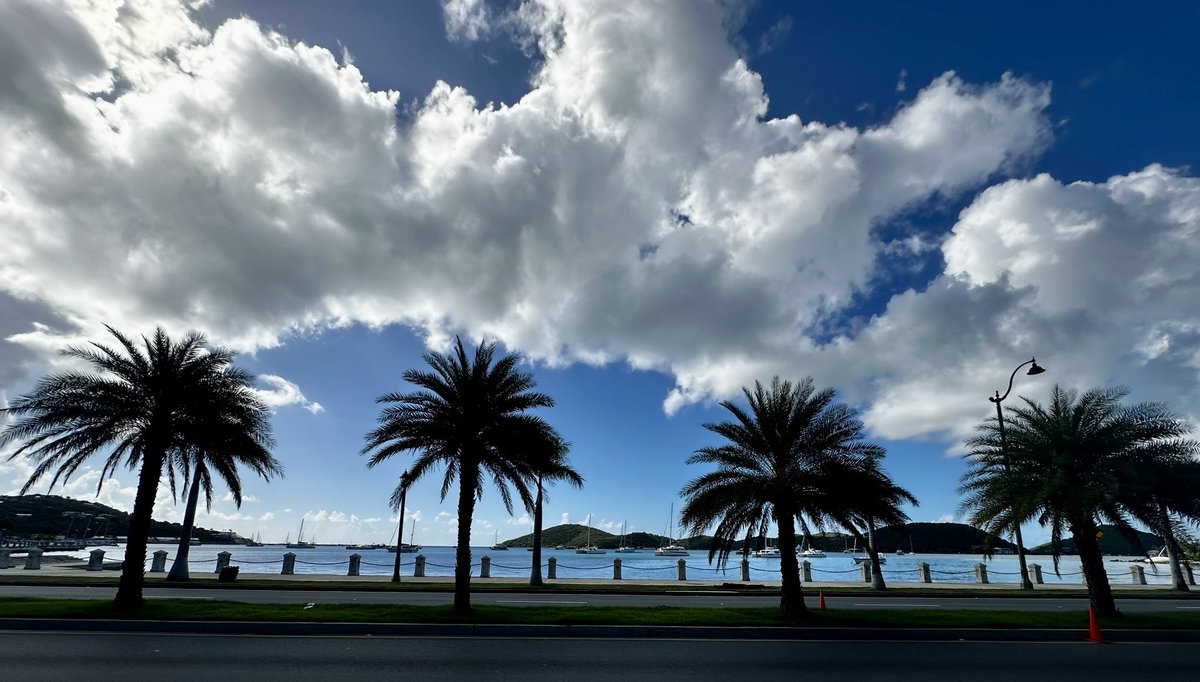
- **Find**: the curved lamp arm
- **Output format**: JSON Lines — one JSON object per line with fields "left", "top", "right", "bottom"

{"left": 989, "top": 357, "right": 1043, "bottom": 404}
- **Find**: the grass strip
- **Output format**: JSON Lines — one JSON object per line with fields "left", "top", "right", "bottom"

{"left": 1, "top": 598, "right": 1198, "bottom": 630}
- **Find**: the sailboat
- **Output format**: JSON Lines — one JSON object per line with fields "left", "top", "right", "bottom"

{"left": 1145, "top": 546, "right": 1171, "bottom": 564}
{"left": 576, "top": 514, "right": 606, "bottom": 554}
{"left": 798, "top": 534, "right": 826, "bottom": 558}
{"left": 490, "top": 529, "right": 509, "bottom": 550}
{"left": 615, "top": 521, "right": 638, "bottom": 553}
{"left": 286, "top": 519, "right": 315, "bottom": 549}
{"left": 655, "top": 504, "right": 689, "bottom": 556}
{"left": 752, "top": 536, "right": 781, "bottom": 558}
{"left": 245, "top": 533, "right": 264, "bottom": 547}
{"left": 388, "top": 526, "right": 421, "bottom": 553}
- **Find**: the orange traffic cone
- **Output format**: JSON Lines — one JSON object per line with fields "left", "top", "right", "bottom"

{"left": 1088, "top": 606, "right": 1105, "bottom": 643}
{"left": 819, "top": 590, "right": 826, "bottom": 610}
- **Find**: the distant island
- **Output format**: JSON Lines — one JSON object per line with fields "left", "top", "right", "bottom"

{"left": 497, "top": 522, "right": 1028, "bottom": 555}
{"left": 0, "top": 494, "right": 239, "bottom": 544}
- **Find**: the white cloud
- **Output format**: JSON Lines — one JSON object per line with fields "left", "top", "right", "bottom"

{"left": 4, "top": 0, "right": 1189, "bottom": 450}
{"left": 251, "top": 375, "right": 324, "bottom": 414}
{"left": 560, "top": 512, "right": 570, "bottom": 525}
{"left": 896, "top": 67, "right": 908, "bottom": 92}
{"left": 506, "top": 513, "right": 532, "bottom": 526}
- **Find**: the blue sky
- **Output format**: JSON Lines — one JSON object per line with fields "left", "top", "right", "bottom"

{"left": 1, "top": 1, "right": 1198, "bottom": 548}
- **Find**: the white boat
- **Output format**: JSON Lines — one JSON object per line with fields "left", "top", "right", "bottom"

{"left": 852, "top": 555, "right": 886, "bottom": 565}
{"left": 490, "top": 530, "right": 509, "bottom": 551}
{"left": 576, "top": 514, "right": 606, "bottom": 554}
{"left": 286, "top": 519, "right": 315, "bottom": 549}
{"left": 1145, "top": 546, "right": 1171, "bottom": 564}
{"left": 615, "top": 521, "right": 638, "bottom": 553}
{"left": 798, "top": 536, "right": 826, "bottom": 558}
{"left": 655, "top": 504, "right": 689, "bottom": 556}
{"left": 752, "top": 546, "right": 782, "bottom": 559}
{"left": 895, "top": 549, "right": 907, "bottom": 556}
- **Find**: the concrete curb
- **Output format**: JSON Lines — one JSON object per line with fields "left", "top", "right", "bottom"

{"left": 1, "top": 618, "right": 1199, "bottom": 642}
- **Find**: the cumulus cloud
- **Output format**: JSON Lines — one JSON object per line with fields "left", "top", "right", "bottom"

{"left": 4, "top": 0, "right": 1191, "bottom": 453}
{"left": 252, "top": 375, "right": 324, "bottom": 414}
{"left": 560, "top": 512, "right": 570, "bottom": 525}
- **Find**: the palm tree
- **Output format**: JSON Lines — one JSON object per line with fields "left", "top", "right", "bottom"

{"left": 817, "top": 460, "right": 917, "bottom": 590}
{"left": 960, "top": 385, "right": 1198, "bottom": 616}
{"left": 362, "top": 337, "right": 561, "bottom": 611}
{"left": 1, "top": 326, "right": 275, "bottom": 608}
{"left": 679, "top": 377, "right": 888, "bottom": 616}
{"left": 527, "top": 436, "right": 583, "bottom": 586}
{"left": 1121, "top": 450, "right": 1200, "bottom": 591}
{"left": 166, "top": 383, "right": 283, "bottom": 581}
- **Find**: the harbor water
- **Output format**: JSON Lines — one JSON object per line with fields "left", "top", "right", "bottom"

{"left": 63, "top": 544, "right": 1186, "bottom": 586}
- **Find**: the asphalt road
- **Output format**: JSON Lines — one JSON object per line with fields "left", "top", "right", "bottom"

{"left": 1, "top": 584, "right": 1198, "bottom": 612}
{"left": 3, "top": 632, "right": 1199, "bottom": 680}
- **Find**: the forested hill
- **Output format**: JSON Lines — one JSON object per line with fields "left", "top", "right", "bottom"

{"left": 0, "top": 494, "right": 234, "bottom": 542}
{"left": 499, "top": 522, "right": 1016, "bottom": 554}
{"left": 1029, "top": 526, "right": 1162, "bottom": 556}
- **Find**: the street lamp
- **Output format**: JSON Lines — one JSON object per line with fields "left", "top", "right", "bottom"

{"left": 989, "top": 356, "right": 1046, "bottom": 590}
{"left": 392, "top": 469, "right": 411, "bottom": 583}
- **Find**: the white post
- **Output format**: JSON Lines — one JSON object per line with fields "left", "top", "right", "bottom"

{"left": 0, "top": 549, "right": 13, "bottom": 569}
{"left": 547, "top": 557, "right": 556, "bottom": 579}
{"left": 150, "top": 550, "right": 168, "bottom": 573}
{"left": 859, "top": 562, "right": 870, "bottom": 583}
{"left": 801, "top": 560, "right": 812, "bottom": 583}
{"left": 918, "top": 561, "right": 932, "bottom": 583}
{"left": 480, "top": 555, "right": 491, "bottom": 578}
{"left": 214, "top": 550, "right": 231, "bottom": 574}
{"left": 24, "top": 548, "right": 43, "bottom": 570}
{"left": 87, "top": 549, "right": 105, "bottom": 571}
{"left": 414, "top": 554, "right": 426, "bottom": 578}
{"left": 740, "top": 559, "right": 749, "bottom": 581}
{"left": 282, "top": 552, "right": 296, "bottom": 575}
{"left": 613, "top": 558, "right": 622, "bottom": 580}
{"left": 677, "top": 559, "right": 687, "bottom": 581}
{"left": 1029, "top": 563, "right": 1044, "bottom": 584}
{"left": 348, "top": 553, "right": 361, "bottom": 577}
{"left": 1130, "top": 564, "right": 1146, "bottom": 585}
{"left": 974, "top": 562, "right": 989, "bottom": 584}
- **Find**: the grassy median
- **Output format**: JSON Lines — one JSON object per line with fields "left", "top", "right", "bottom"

{"left": 1, "top": 597, "right": 1199, "bottom": 630}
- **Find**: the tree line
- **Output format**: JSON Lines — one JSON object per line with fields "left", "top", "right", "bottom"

{"left": 3, "top": 326, "right": 1198, "bottom": 618}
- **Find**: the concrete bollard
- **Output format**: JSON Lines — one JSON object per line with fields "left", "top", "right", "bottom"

{"left": 282, "top": 552, "right": 296, "bottom": 575}
{"left": 214, "top": 551, "right": 231, "bottom": 574}
{"left": 87, "top": 549, "right": 106, "bottom": 571}
{"left": 613, "top": 558, "right": 622, "bottom": 580}
{"left": 1130, "top": 564, "right": 1146, "bottom": 585}
{"left": 801, "top": 560, "right": 812, "bottom": 583}
{"left": 150, "top": 550, "right": 168, "bottom": 573}
{"left": 0, "top": 549, "right": 11, "bottom": 569}
{"left": 740, "top": 559, "right": 749, "bottom": 582}
{"left": 677, "top": 559, "right": 687, "bottom": 581}
{"left": 974, "top": 563, "right": 989, "bottom": 584}
{"left": 480, "top": 555, "right": 491, "bottom": 578}
{"left": 348, "top": 553, "right": 361, "bottom": 577}
{"left": 860, "top": 562, "right": 871, "bottom": 583}
{"left": 24, "top": 547, "right": 43, "bottom": 570}
{"left": 1029, "top": 563, "right": 1044, "bottom": 584}
{"left": 547, "top": 557, "right": 556, "bottom": 580}
{"left": 918, "top": 561, "right": 932, "bottom": 584}
{"left": 414, "top": 554, "right": 426, "bottom": 578}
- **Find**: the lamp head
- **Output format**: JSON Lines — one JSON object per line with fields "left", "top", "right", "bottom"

{"left": 1027, "top": 358, "right": 1046, "bottom": 376}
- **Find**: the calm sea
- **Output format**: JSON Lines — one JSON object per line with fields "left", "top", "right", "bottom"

{"left": 70, "top": 544, "right": 1181, "bottom": 586}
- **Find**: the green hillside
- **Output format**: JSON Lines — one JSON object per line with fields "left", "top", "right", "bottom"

{"left": 0, "top": 494, "right": 239, "bottom": 543}
{"left": 499, "top": 521, "right": 1011, "bottom": 554}
{"left": 1029, "top": 526, "right": 1162, "bottom": 556}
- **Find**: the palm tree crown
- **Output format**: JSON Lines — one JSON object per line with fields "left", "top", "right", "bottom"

{"left": 362, "top": 336, "right": 563, "bottom": 611}
{"left": 1, "top": 326, "right": 276, "bottom": 607}
{"left": 680, "top": 376, "right": 891, "bottom": 615}
{"left": 961, "top": 384, "right": 1198, "bottom": 615}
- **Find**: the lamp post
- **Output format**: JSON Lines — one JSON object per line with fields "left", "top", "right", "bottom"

{"left": 990, "top": 357, "right": 1046, "bottom": 590}
{"left": 392, "top": 470, "right": 410, "bottom": 583}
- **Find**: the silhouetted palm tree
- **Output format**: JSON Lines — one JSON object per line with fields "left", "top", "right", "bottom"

{"left": 816, "top": 460, "right": 917, "bottom": 590}
{"left": 166, "top": 387, "right": 283, "bottom": 581}
{"left": 1, "top": 326, "right": 275, "bottom": 608}
{"left": 528, "top": 436, "right": 583, "bottom": 586}
{"left": 961, "top": 385, "right": 1198, "bottom": 616}
{"left": 1120, "top": 449, "right": 1200, "bottom": 591}
{"left": 362, "top": 337, "right": 560, "bottom": 611}
{"left": 679, "top": 377, "right": 887, "bottom": 616}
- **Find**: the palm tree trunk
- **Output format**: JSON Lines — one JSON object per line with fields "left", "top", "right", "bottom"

{"left": 1071, "top": 518, "right": 1118, "bottom": 617}
{"left": 774, "top": 511, "right": 806, "bottom": 616}
{"left": 114, "top": 452, "right": 165, "bottom": 609}
{"left": 866, "top": 522, "right": 886, "bottom": 590}
{"left": 453, "top": 464, "right": 478, "bottom": 612}
{"left": 166, "top": 466, "right": 204, "bottom": 581}
{"left": 1155, "top": 505, "right": 1189, "bottom": 592}
{"left": 530, "top": 476, "right": 544, "bottom": 586}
